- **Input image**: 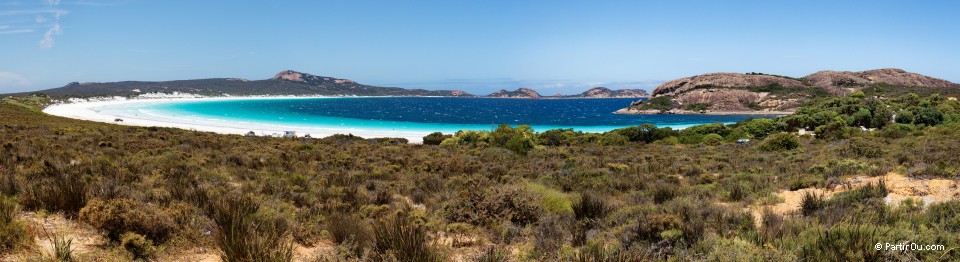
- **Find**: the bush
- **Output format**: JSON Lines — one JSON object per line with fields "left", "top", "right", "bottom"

{"left": 572, "top": 193, "right": 609, "bottom": 222}
{"left": 21, "top": 161, "right": 89, "bottom": 218}
{"left": 538, "top": 129, "right": 579, "bottom": 146}
{"left": 827, "top": 181, "right": 887, "bottom": 207}
{"left": 823, "top": 159, "right": 876, "bottom": 178}
{"left": 79, "top": 198, "right": 177, "bottom": 243}
{"left": 838, "top": 137, "right": 885, "bottom": 158}
{"left": 0, "top": 195, "right": 29, "bottom": 253}
{"left": 738, "top": 118, "right": 782, "bottom": 139}
{"left": 795, "top": 223, "right": 888, "bottom": 261}
{"left": 421, "top": 132, "right": 450, "bottom": 145}
{"left": 703, "top": 235, "right": 797, "bottom": 261}
{"left": 121, "top": 232, "right": 158, "bottom": 260}
{"left": 526, "top": 183, "right": 573, "bottom": 214}
{"left": 925, "top": 200, "right": 960, "bottom": 232}
{"left": 372, "top": 209, "right": 443, "bottom": 262}
{"left": 207, "top": 194, "right": 293, "bottom": 262}
{"left": 534, "top": 215, "right": 570, "bottom": 259}
{"left": 443, "top": 184, "right": 542, "bottom": 226}
{"left": 758, "top": 132, "right": 800, "bottom": 151}
{"left": 652, "top": 182, "right": 680, "bottom": 204}
{"left": 631, "top": 213, "right": 681, "bottom": 243}
{"left": 614, "top": 124, "right": 676, "bottom": 143}
{"left": 800, "top": 191, "right": 824, "bottom": 217}
{"left": 701, "top": 133, "right": 724, "bottom": 145}
{"left": 600, "top": 132, "right": 629, "bottom": 146}
{"left": 327, "top": 213, "right": 371, "bottom": 258}
{"left": 473, "top": 245, "right": 509, "bottom": 262}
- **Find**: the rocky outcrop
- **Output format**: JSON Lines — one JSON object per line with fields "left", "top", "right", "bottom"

{"left": 804, "top": 68, "right": 959, "bottom": 89}
{"left": 449, "top": 90, "right": 471, "bottom": 96}
{"left": 272, "top": 70, "right": 356, "bottom": 85}
{"left": 572, "top": 87, "right": 650, "bottom": 98}
{"left": 672, "top": 89, "right": 801, "bottom": 111}
{"left": 620, "top": 68, "right": 959, "bottom": 115}
{"left": 652, "top": 73, "right": 806, "bottom": 97}
{"left": 486, "top": 88, "right": 542, "bottom": 98}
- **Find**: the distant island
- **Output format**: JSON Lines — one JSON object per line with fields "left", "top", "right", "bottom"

{"left": 616, "top": 68, "right": 960, "bottom": 115}
{"left": 485, "top": 87, "right": 649, "bottom": 99}
{"left": 14, "top": 70, "right": 650, "bottom": 99}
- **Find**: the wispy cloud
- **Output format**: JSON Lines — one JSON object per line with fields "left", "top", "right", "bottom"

{"left": 37, "top": 0, "right": 64, "bottom": 49}
{"left": 0, "top": 0, "right": 89, "bottom": 49}
{"left": 0, "top": 9, "right": 69, "bottom": 16}
{"left": 64, "top": 0, "right": 129, "bottom": 7}
{"left": 39, "top": 22, "right": 61, "bottom": 48}
{"left": 0, "top": 28, "right": 34, "bottom": 34}
{"left": 0, "top": 72, "right": 31, "bottom": 87}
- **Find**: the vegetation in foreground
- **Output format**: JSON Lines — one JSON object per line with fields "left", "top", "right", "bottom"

{"left": 1, "top": 91, "right": 959, "bottom": 261}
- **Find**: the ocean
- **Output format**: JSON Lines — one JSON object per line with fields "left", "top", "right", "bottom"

{"left": 93, "top": 97, "right": 776, "bottom": 137}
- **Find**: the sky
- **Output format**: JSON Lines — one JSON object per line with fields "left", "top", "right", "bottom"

{"left": 1, "top": 0, "right": 958, "bottom": 95}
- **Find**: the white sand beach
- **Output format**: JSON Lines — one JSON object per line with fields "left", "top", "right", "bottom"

{"left": 42, "top": 96, "right": 432, "bottom": 143}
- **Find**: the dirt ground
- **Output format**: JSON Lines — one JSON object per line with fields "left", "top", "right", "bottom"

{"left": 750, "top": 172, "right": 960, "bottom": 226}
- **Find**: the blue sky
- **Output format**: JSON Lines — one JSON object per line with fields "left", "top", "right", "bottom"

{"left": 1, "top": 0, "right": 958, "bottom": 94}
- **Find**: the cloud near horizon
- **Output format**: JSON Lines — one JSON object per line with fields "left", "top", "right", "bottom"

{"left": 0, "top": 72, "right": 31, "bottom": 87}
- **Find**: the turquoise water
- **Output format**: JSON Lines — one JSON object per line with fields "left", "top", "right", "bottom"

{"left": 97, "top": 97, "right": 778, "bottom": 135}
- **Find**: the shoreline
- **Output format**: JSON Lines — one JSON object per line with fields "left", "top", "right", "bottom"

{"left": 42, "top": 95, "right": 757, "bottom": 144}
{"left": 42, "top": 95, "right": 437, "bottom": 143}
{"left": 613, "top": 107, "right": 794, "bottom": 116}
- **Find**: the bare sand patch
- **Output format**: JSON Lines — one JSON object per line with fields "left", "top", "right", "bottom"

{"left": 750, "top": 172, "right": 960, "bottom": 226}
{"left": 0, "top": 212, "right": 108, "bottom": 261}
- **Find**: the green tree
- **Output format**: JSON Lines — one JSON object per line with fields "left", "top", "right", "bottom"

{"left": 422, "top": 132, "right": 451, "bottom": 145}
{"left": 852, "top": 108, "right": 872, "bottom": 127}
{"left": 739, "top": 118, "right": 780, "bottom": 139}
{"left": 758, "top": 132, "right": 800, "bottom": 151}
{"left": 701, "top": 133, "right": 724, "bottom": 146}
{"left": 916, "top": 107, "right": 944, "bottom": 126}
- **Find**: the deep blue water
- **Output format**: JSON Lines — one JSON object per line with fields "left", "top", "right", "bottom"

{"left": 124, "top": 97, "right": 774, "bottom": 134}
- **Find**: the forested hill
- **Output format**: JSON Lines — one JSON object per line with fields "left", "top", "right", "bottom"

{"left": 14, "top": 70, "right": 476, "bottom": 98}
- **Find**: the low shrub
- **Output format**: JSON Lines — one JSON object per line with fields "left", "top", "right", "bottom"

{"left": 838, "top": 137, "right": 886, "bottom": 158}
{"left": 652, "top": 182, "right": 680, "bottom": 204}
{"left": 572, "top": 193, "right": 610, "bottom": 222}
{"left": 421, "top": 132, "right": 450, "bottom": 145}
{"left": 827, "top": 181, "right": 887, "bottom": 207}
{"left": 473, "top": 245, "right": 509, "bottom": 262}
{"left": 207, "top": 193, "right": 293, "bottom": 262}
{"left": 371, "top": 209, "right": 443, "bottom": 262}
{"left": 631, "top": 213, "right": 681, "bottom": 243}
{"left": 79, "top": 198, "right": 177, "bottom": 243}
{"left": 823, "top": 159, "right": 876, "bottom": 178}
{"left": 800, "top": 191, "right": 824, "bottom": 217}
{"left": 121, "top": 232, "right": 158, "bottom": 260}
{"left": 925, "top": 200, "right": 960, "bottom": 232}
{"left": 758, "top": 132, "right": 800, "bottom": 151}
{"left": 534, "top": 214, "right": 569, "bottom": 259}
{"left": 701, "top": 133, "right": 724, "bottom": 146}
{"left": 795, "top": 223, "right": 888, "bottom": 261}
{"left": 0, "top": 195, "right": 29, "bottom": 253}
{"left": 526, "top": 182, "right": 573, "bottom": 214}
{"left": 326, "top": 213, "right": 371, "bottom": 258}
{"left": 21, "top": 161, "right": 89, "bottom": 218}
{"left": 443, "top": 184, "right": 542, "bottom": 226}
